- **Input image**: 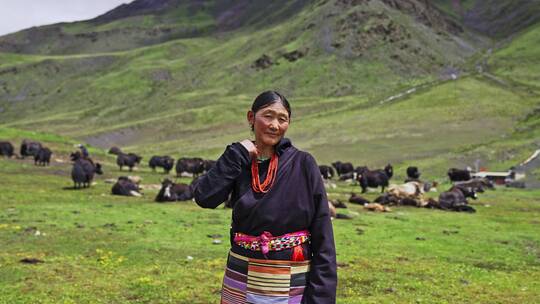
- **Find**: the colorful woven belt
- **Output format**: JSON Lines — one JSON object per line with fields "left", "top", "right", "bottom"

{"left": 233, "top": 230, "right": 310, "bottom": 255}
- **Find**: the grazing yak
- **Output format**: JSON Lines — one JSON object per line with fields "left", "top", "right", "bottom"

{"left": 155, "top": 178, "right": 193, "bottom": 202}
{"left": 149, "top": 155, "right": 175, "bottom": 174}
{"left": 20, "top": 139, "right": 42, "bottom": 158}
{"left": 176, "top": 157, "right": 205, "bottom": 178}
{"left": 34, "top": 147, "right": 52, "bottom": 166}
{"left": 116, "top": 152, "right": 142, "bottom": 171}
{"left": 447, "top": 167, "right": 472, "bottom": 182}
{"left": 357, "top": 164, "right": 393, "bottom": 193}
{"left": 0, "top": 141, "right": 14, "bottom": 157}
{"left": 332, "top": 161, "right": 354, "bottom": 177}
{"left": 319, "top": 165, "right": 335, "bottom": 180}
{"left": 71, "top": 152, "right": 103, "bottom": 188}
{"left": 437, "top": 185, "right": 477, "bottom": 212}
{"left": 111, "top": 176, "right": 142, "bottom": 197}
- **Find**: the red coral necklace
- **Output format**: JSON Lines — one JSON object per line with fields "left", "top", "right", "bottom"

{"left": 251, "top": 153, "right": 279, "bottom": 193}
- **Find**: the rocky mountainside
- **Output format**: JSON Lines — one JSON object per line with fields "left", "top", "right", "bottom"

{"left": 1, "top": 0, "right": 537, "bottom": 55}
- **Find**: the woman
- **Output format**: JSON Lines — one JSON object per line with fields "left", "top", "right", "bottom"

{"left": 194, "top": 91, "right": 337, "bottom": 303}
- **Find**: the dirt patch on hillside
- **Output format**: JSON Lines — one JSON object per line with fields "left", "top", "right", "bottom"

{"left": 83, "top": 127, "right": 141, "bottom": 149}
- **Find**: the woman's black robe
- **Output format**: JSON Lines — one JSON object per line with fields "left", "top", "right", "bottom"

{"left": 194, "top": 138, "right": 337, "bottom": 303}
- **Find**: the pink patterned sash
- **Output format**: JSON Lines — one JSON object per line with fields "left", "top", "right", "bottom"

{"left": 233, "top": 230, "right": 310, "bottom": 255}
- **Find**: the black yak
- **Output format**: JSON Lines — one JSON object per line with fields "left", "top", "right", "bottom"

{"left": 176, "top": 157, "right": 204, "bottom": 178}
{"left": 155, "top": 178, "right": 193, "bottom": 202}
{"left": 454, "top": 178, "right": 494, "bottom": 192}
{"left": 149, "top": 155, "right": 175, "bottom": 174}
{"left": 34, "top": 147, "right": 52, "bottom": 166}
{"left": 404, "top": 166, "right": 421, "bottom": 182}
{"left": 331, "top": 161, "right": 354, "bottom": 176}
{"left": 20, "top": 139, "right": 42, "bottom": 158}
{"left": 319, "top": 165, "right": 335, "bottom": 180}
{"left": 438, "top": 186, "right": 477, "bottom": 212}
{"left": 117, "top": 152, "right": 142, "bottom": 171}
{"left": 111, "top": 176, "right": 142, "bottom": 196}
{"left": 0, "top": 141, "right": 14, "bottom": 157}
{"left": 348, "top": 193, "right": 370, "bottom": 205}
{"left": 447, "top": 168, "right": 472, "bottom": 182}
{"left": 71, "top": 152, "right": 103, "bottom": 188}
{"left": 357, "top": 164, "right": 393, "bottom": 193}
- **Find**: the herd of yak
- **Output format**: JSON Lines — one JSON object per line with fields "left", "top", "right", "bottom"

{"left": 0, "top": 140, "right": 207, "bottom": 203}
{"left": 0, "top": 139, "right": 494, "bottom": 212}
{"left": 322, "top": 161, "right": 493, "bottom": 214}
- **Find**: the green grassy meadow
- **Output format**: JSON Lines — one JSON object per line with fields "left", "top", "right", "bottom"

{"left": 1, "top": 143, "right": 539, "bottom": 303}
{"left": 1, "top": 1, "right": 540, "bottom": 302}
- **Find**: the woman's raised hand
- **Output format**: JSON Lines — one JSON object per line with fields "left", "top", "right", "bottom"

{"left": 239, "top": 139, "right": 258, "bottom": 159}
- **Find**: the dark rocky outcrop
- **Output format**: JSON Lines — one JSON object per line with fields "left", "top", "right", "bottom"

{"left": 252, "top": 54, "right": 274, "bottom": 70}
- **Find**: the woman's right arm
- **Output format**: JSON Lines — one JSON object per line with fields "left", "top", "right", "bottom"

{"left": 193, "top": 142, "right": 252, "bottom": 209}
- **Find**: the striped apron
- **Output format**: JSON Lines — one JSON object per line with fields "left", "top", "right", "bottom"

{"left": 221, "top": 250, "right": 310, "bottom": 304}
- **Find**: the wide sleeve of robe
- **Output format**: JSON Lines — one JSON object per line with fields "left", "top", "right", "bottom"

{"left": 303, "top": 153, "right": 338, "bottom": 303}
{"left": 193, "top": 142, "right": 250, "bottom": 209}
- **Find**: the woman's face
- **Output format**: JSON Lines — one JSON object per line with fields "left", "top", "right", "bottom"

{"left": 248, "top": 102, "right": 290, "bottom": 149}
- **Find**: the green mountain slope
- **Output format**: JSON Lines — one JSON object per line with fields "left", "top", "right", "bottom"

{"left": 0, "top": 0, "right": 487, "bottom": 125}
{"left": 0, "top": 0, "right": 538, "bottom": 176}
{"left": 490, "top": 23, "right": 540, "bottom": 89}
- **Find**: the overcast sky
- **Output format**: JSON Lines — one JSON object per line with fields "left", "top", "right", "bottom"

{"left": 0, "top": 0, "right": 134, "bottom": 36}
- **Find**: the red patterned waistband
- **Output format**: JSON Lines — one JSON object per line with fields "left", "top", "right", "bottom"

{"left": 233, "top": 230, "right": 310, "bottom": 255}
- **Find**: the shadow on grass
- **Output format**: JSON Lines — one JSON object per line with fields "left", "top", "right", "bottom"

{"left": 62, "top": 186, "right": 90, "bottom": 190}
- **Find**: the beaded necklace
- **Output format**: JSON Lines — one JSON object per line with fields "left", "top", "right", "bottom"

{"left": 251, "top": 153, "right": 278, "bottom": 193}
